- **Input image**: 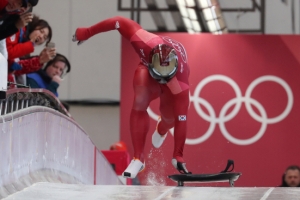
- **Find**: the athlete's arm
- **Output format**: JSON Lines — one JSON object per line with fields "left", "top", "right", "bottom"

{"left": 74, "top": 16, "right": 142, "bottom": 41}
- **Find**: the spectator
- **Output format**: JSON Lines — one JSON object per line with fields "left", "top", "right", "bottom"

{"left": 0, "top": 0, "right": 38, "bottom": 90}
{"left": 26, "top": 53, "right": 71, "bottom": 97}
{"left": 7, "top": 15, "right": 53, "bottom": 59}
{"left": 0, "top": 0, "right": 38, "bottom": 40}
{"left": 6, "top": 14, "right": 55, "bottom": 87}
{"left": 279, "top": 165, "right": 300, "bottom": 187}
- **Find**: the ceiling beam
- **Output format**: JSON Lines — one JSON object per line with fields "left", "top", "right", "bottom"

{"left": 144, "top": 0, "right": 168, "bottom": 31}
{"left": 165, "top": 0, "right": 187, "bottom": 32}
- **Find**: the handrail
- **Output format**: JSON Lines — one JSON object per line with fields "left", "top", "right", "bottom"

{"left": 0, "top": 88, "right": 70, "bottom": 117}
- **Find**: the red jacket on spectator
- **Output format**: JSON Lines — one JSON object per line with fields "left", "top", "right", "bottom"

{"left": 6, "top": 27, "right": 34, "bottom": 59}
{"left": 0, "top": 0, "right": 7, "bottom": 12}
{"left": 6, "top": 27, "right": 43, "bottom": 88}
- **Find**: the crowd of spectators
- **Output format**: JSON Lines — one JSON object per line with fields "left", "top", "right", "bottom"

{"left": 0, "top": 0, "right": 71, "bottom": 99}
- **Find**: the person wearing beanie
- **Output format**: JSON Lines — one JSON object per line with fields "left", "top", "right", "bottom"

{"left": 26, "top": 53, "right": 71, "bottom": 97}
{"left": 22, "top": 0, "right": 39, "bottom": 7}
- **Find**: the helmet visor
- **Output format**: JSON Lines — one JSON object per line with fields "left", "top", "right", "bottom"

{"left": 151, "top": 50, "right": 178, "bottom": 77}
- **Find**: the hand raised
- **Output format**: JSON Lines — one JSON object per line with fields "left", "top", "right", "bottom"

{"left": 39, "top": 48, "right": 57, "bottom": 64}
{"left": 52, "top": 75, "right": 62, "bottom": 84}
{"left": 15, "top": 12, "right": 33, "bottom": 29}
{"left": 72, "top": 30, "right": 85, "bottom": 46}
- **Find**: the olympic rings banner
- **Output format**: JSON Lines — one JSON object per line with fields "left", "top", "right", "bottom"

{"left": 120, "top": 34, "right": 300, "bottom": 187}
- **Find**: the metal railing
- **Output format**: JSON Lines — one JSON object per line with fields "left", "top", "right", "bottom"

{"left": 0, "top": 88, "right": 71, "bottom": 117}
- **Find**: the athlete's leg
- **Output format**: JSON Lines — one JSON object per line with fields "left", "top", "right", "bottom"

{"left": 130, "top": 64, "right": 160, "bottom": 162}
{"left": 171, "top": 89, "right": 189, "bottom": 162}
{"left": 159, "top": 88, "right": 190, "bottom": 173}
{"left": 157, "top": 89, "right": 175, "bottom": 136}
{"left": 151, "top": 92, "right": 174, "bottom": 148}
{"left": 124, "top": 65, "right": 160, "bottom": 178}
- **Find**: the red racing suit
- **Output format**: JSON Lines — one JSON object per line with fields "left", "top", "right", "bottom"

{"left": 76, "top": 16, "right": 190, "bottom": 163}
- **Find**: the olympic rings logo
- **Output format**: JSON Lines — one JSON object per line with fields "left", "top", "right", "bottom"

{"left": 147, "top": 75, "right": 293, "bottom": 146}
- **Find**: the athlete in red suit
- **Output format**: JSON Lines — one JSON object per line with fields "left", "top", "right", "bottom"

{"left": 73, "top": 16, "right": 191, "bottom": 178}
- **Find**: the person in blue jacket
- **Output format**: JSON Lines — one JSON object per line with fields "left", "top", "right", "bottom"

{"left": 26, "top": 53, "right": 70, "bottom": 97}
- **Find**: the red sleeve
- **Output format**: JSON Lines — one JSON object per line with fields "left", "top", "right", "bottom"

{"left": 14, "top": 57, "right": 42, "bottom": 76}
{"left": 76, "top": 16, "right": 142, "bottom": 41}
{"left": 0, "top": 0, "right": 7, "bottom": 11}
{"left": 6, "top": 34, "right": 34, "bottom": 60}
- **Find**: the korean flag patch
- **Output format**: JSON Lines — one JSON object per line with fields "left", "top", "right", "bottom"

{"left": 178, "top": 115, "right": 186, "bottom": 121}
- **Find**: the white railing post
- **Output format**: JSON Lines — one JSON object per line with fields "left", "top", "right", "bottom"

{"left": 0, "top": 46, "right": 7, "bottom": 94}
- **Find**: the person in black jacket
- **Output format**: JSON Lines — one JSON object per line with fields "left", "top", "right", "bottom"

{"left": 279, "top": 165, "right": 300, "bottom": 187}
{"left": 0, "top": 0, "right": 39, "bottom": 40}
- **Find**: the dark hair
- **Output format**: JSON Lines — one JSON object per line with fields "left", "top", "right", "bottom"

{"left": 285, "top": 165, "right": 300, "bottom": 172}
{"left": 44, "top": 53, "right": 71, "bottom": 74}
{"left": 22, "top": 0, "right": 39, "bottom": 7}
{"left": 27, "top": 15, "right": 52, "bottom": 44}
{"left": 28, "top": 0, "right": 39, "bottom": 7}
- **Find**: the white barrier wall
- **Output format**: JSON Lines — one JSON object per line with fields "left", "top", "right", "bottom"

{"left": 0, "top": 107, "right": 122, "bottom": 198}
{"left": 0, "top": 49, "right": 7, "bottom": 91}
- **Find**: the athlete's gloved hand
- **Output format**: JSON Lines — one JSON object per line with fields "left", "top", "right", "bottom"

{"left": 72, "top": 34, "right": 85, "bottom": 46}
{"left": 72, "top": 29, "right": 86, "bottom": 46}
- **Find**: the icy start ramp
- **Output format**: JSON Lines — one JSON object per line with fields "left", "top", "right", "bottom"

{"left": 3, "top": 182, "right": 300, "bottom": 200}
{"left": 0, "top": 106, "right": 122, "bottom": 198}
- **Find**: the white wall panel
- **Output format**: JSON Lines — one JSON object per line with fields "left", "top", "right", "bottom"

{"left": 265, "top": 0, "right": 296, "bottom": 34}
{"left": 0, "top": 52, "right": 7, "bottom": 91}
{"left": 32, "top": 0, "right": 71, "bottom": 99}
